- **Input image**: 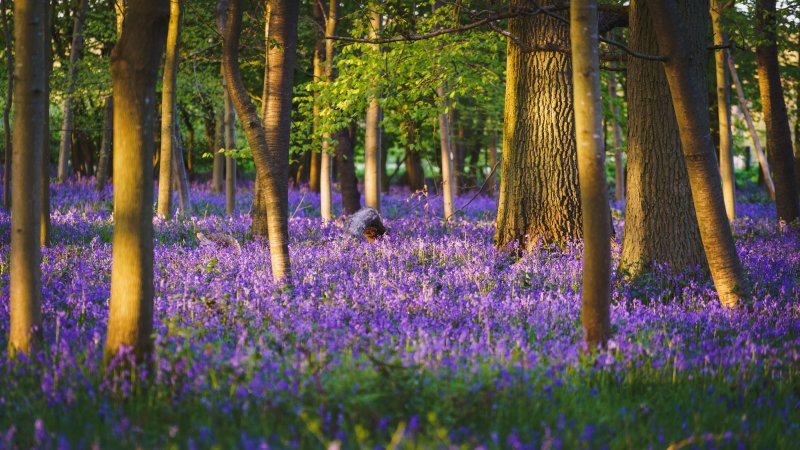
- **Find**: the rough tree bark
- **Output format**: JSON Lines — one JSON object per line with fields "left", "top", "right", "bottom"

{"left": 711, "top": 0, "right": 735, "bottom": 220}
{"left": 364, "top": 6, "right": 382, "bottom": 211}
{"left": 157, "top": 0, "right": 183, "bottom": 218}
{"left": 621, "top": 0, "right": 705, "bottom": 275}
{"left": 104, "top": 0, "right": 169, "bottom": 362}
{"left": 56, "top": 0, "right": 88, "bottom": 182}
{"left": 755, "top": 0, "right": 800, "bottom": 223}
{"left": 495, "top": 0, "right": 580, "bottom": 250}
{"left": 223, "top": 0, "right": 296, "bottom": 281}
{"left": 9, "top": 0, "right": 46, "bottom": 357}
{"left": 649, "top": 0, "right": 747, "bottom": 308}
{"left": 571, "top": 0, "right": 610, "bottom": 349}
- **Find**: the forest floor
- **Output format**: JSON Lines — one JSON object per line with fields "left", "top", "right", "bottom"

{"left": 1, "top": 180, "right": 799, "bottom": 449}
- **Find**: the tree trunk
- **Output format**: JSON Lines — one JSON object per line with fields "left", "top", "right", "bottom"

{"left": 487, "top": 127, "right": 498, "bottom": 197}
{"left": 649, "top": 0, "right": 747, "bottom": 308}
{"left": 437, "top": 89, "right": 455, "bottom": 218}
{"left": 607, "top": 64, "right": 625, "bottom": 203}
{"left": 319, "top": 0, "right": 337, "bottom": 222}
{"left": 96, "top": 95, "right": 113, "bottom": 191}
{"left": 755, "top": 0, "right": 800, "bottom": 223}
{"left": 571, "top": 0, "right": 611, "bottom": 349}
{"left": 56, "top": 0, "right": 88, "bottom": 182}
{"left": 9, "top": 0, "right": 47, "bottom": 357}
{"left": 104, "top": 0, "right": 169, "bottom": 362}
{"left": 495, "top": 0, "right": 580, "bottom": 250}
{"left": 224, "top": 89, "right": 236, "bottom": 215}
{"left": 621, "top": 0, "right": 705, "bottom": 275}
{"left": 309, "top": 6, "right": 323, "bottom": 194}
{"left": 363, "top": 6, "right": 382, "bottom": 211}
{"left": 449, "top": 106, "right": 462, "bottom": 195}
{"left": 711, "top": 0, "right": 735, "bottom": 220}
{"left": 157, "top": 0, "right": 182, "bottom": 218}
{"left": 336, "top": 124, "right": 360, "bottom": 214}
{"left": 212, "top": 110, "right": 224, "bottom": 193}
{"left": 729, "top": 54, "right": 775, "bottom": 198}
{"left": 380, "top": 134, "right": 390, "bottom": 193}
{"left": 179, "top": 105, "right": 194, "bottom": 176}
{"left": 223, "top": 0, "right": 295, "bottom": 281}
{"left": 1, "top": 0, "right": 12, "bottom": 210}
{"left": 41, "top": 2, "right": 52, "bottom": 246}
{"left": 172, "top": 104, "right": 190, "bottom": 212}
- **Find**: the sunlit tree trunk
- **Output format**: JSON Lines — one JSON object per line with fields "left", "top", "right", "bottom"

{"left": 9, "top": 0, "right": 46, "bottom": 358}
{"left": 495, "top": 0, "right": 580, "bottom": 250}
{"left": 157, "top": 0, "right": 182, "bottom": 218}
{"left": 621, "top": 0, "right": 705, "bottom": 275}
{"left": 364, "top": 6, "right": 382, "bottom": 211}
{"left": 437, "top": 86, "right": 455, "bottom": 219}
{"left": 649, "top": 0, "right": 747, "bottom": 308}
{"left": 571, "top": 0, "right": 610, "bottom": 349}
{"left": 1, "top": 0, "right": 11, "bottom": 210}
{"left": 104, "top": 0, "right": 169, "bottom": 362}
{"left": 96, "top": 95, "right": 113, "bottom": 191}
{"left": 755, "top": 0, "right": 799, "bottom": 223}
{"left": 56, "top": 0, "right": 88, "bottom": 182}
{"left": 711, "top": 0, "right": 735, "bottom": 220}
{"left": 223, "top": 0, "right": 295, "bottom": 281}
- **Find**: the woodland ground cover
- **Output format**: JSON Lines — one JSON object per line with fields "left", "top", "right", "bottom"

{"left": 1, "top": 180, "right": 799, "bottom": 449}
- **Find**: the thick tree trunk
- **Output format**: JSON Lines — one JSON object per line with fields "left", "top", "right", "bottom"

{"left": 495, "top": 0, "right": 580, "bottom": 250}
{"left": 364, "top": 7, "right": 382, "bottom": 211}
{"left": 711, "top": 0, "right": 735, "bottom": 220}
{"left": 223, "top": 0, "right": 295, "bottom": 281}
{"left": 104, "top": 0, "right": 169, "bottom": 362}
{"left": 56, "top": 0, "right": 88, "bottom": 182}
{"left": 621, "top": 0, "right": 705, "bottom": 275}
{"left": 755, "top": 0, "right": 800, "bottom": 223}
{"left": 157, "top": 0, "right": 182, "bottom": 218}
{"left": 649, "top": 0, "right": 747, "bottom": 308}
{"left": 9, "top": 0, "right": 47, "bottom": 357}
{"left": 1, "top": 0, "right": 12, "bottom": 210}
{"left": 96, "top": 95, "right": 113, "bottom": 191}
{"left": 571, "top": 0, "right": 611, "bottom": 349}
{"left": 336, "top": 124, "right": 360, "bottom": 214}
{"left": 607, "top": 66, "right": 625, "bottom": 203}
